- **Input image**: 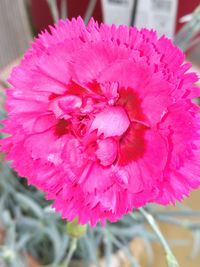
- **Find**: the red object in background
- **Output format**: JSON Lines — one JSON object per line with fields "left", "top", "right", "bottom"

{"left": 31, "top": 0, "right": 102, "bottom": 34}
{"left": 31, "top": 0, "right": 199, "bottom": 34}
{"left": 176, "top": 0, "right": 199, "bottom": 32}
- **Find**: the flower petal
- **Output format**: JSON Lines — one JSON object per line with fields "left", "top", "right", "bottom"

{"left": 96, "top": 138, "right": 118, "bottom": 166}
{"left": 90, "top": 106, "right": 130, "bottom": 138}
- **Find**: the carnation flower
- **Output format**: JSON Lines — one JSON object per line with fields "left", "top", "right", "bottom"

{"left": 1, "top": 17, "right": 200, "bottom": 225}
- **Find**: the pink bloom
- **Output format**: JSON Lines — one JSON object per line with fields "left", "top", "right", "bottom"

{"left": 1, "top": 17, "right": 200, "bottom": 225}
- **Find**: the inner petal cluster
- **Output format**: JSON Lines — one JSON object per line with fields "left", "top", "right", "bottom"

{"left": 50, "top": 82, "right": 148, "bottom": 167}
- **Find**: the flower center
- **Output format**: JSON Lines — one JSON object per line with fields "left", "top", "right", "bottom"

{"left": 51, "top": 83, "right": 149, "bottom": 167}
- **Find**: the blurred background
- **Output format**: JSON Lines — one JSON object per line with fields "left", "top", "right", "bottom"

{"left": 0, "top": 1, "right": 200, "bottom": 267}
{"left": 0, "top": 0, "right": 200, "bottom": 70}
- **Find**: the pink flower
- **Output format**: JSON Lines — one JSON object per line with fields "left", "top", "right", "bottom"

{"left": 1, "top": 17, "right": 200, "bottom": 225}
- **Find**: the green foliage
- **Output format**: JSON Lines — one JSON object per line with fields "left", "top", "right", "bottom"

{"left": 0, "top": 161, "right": 69, "bottom": 266}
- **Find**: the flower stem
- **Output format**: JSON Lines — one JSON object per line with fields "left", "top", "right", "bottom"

{"left": 65, "top": 238, "right": 77, "bottom": 267}
{"left": 138, "top": 208, "right": 179, "bottom": 267}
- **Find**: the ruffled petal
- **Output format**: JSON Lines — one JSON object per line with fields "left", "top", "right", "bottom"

{"left": 96, "top": 138, "right": 118, "bottom": 166}
{"left": 90, "top": 106, "right": 130, "bottom": 138}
